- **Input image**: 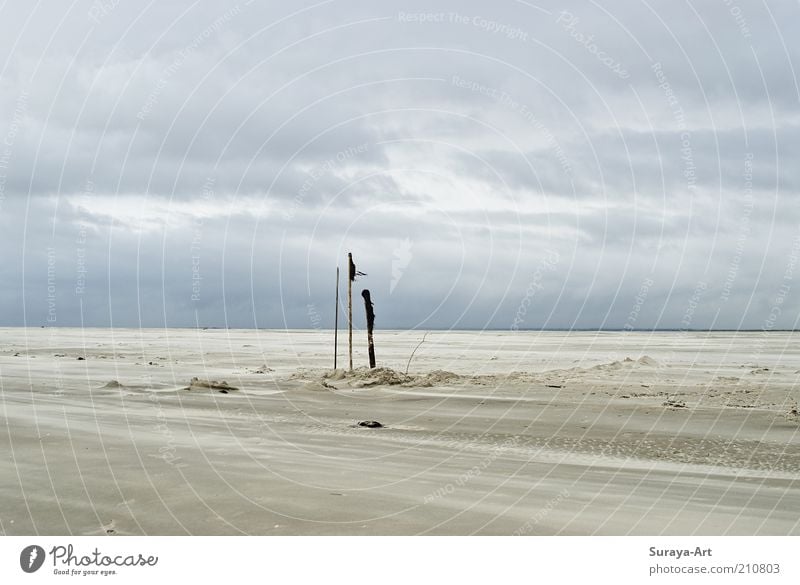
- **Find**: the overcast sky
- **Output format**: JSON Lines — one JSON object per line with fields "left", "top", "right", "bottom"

{"left": 0, "top": 0, "right": 798, "bottom": 330}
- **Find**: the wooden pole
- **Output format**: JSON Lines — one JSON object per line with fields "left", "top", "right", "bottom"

{"left": 361, "top": 289, "right": 376, "bottom": 369}
{"left": 348, "top": 253, "right": 354, "bottom": 371}
{"left": 334, "top": 267, "right": 339, "bottom": 369}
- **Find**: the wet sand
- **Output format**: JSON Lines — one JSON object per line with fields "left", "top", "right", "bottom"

{"left": 1, "top": 328, "right": 798, "bottom": 535}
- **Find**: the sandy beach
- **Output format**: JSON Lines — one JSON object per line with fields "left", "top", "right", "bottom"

{"left": 1, "top": 328, "right": 798, "bottom": 535}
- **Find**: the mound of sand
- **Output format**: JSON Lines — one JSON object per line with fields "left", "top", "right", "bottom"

{"left": 325, "top": 369, "right": 348, "bottom": 381}
{"left": 588, "top": 360, "right": 624, "bottom": 371}
{"left": 320, "top": 367, "right": 465, "bottom": 388}
{"left": 351, "top": 368, "right": 412, "bottom": 387}
{"left": 408, "top": 369, "right": 464, "bottom": 387}
{"left": 586, "top": 356, "right": 659, "bottom": 372}
{"left": 186, "top": 377, "right": 238, "bottom": 393}
{"left": 102, "top": 380, "right": 124, "bottom": 389}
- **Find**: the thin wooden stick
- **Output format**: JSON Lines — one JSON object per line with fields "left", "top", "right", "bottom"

{"left": 334, "top": 267, "right": 339, "bottom": 369}
{"left": 405, "top": 331, "right": 429, "bottom": 375}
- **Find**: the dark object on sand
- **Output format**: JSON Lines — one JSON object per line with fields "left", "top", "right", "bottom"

{"left": 663, "top": 399, "right": 686, "bottom": 408}
{"left": 77, "top": 356, "right": 86, "bottom": 360}
{"left": 361, "top": 289, "right": 376, "bottom": 369}
{"left": 358, "top": 420, "right": 383, "bottom": 428}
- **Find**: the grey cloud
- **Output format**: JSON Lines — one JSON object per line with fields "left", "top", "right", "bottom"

{"left": 1, "top": 0, "right": 799, "bottom": 330}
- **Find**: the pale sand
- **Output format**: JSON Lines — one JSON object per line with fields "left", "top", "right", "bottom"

{"left": 1, "top": 328, "right": 798, "bottom": 535}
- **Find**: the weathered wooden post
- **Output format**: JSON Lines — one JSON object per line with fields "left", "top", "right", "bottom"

{"left": 334, "top": 266, "right": 339, "bottom": 369}
{"left": 361, "top": 289, "right": 376, "bottom": 369}
{"left": 348, "top": 253, "right": 354, "bottom": 370}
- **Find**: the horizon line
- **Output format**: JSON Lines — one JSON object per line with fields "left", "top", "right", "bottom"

{"left": 11, "top": 326, "right": 800, "bottom": 333}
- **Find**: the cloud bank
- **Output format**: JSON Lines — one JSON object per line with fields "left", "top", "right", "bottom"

{"left": 1, "top": 0, "right": 798, "bottom": 330}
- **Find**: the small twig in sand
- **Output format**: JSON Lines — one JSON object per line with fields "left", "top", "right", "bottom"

{"left": 405, "top": 331, "right": 429, "bottom": 375}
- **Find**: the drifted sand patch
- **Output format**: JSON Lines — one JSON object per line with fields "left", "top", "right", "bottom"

{"left": 185, "top": 377, "right": 239, "bottom": 393}
{"left": 314, "top": 367, "right": 470, "bottom": 388}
